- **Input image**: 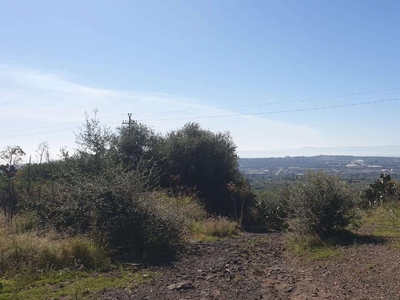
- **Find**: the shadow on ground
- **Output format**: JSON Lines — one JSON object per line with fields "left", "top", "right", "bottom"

{"left": 328, "top": 230, "right": 387, "bottom": 246}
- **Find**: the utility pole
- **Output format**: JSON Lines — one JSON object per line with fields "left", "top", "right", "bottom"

{"left": 122, "top": 113, "right": 133, "bottom": 129}
{"left": 123, "top": 113, "right": 136, "bottom": 139}
{"left": 122, "top": 113, "right": 136, "bottom": 162}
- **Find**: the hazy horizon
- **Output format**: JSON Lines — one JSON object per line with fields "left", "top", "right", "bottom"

{"left": 2, "top": 1, "right": 400, "bottom": 161}
{"left": 239, "top": 145, "right": 400, "bottom": 158}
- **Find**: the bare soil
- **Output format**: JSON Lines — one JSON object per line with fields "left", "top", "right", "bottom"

{"left": 98, "top": 231, "right": 400, "bottom": 300}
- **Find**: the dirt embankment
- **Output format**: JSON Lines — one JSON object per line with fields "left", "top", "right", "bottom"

{"left": 99, "top": 233, "right": 400, "bottom": 300}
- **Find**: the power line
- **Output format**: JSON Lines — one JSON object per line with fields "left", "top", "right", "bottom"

{"left": 130, "top": 87, "right": 400, "bottom": 116}
{"left": 137, "top": 98, "right": 399, "bottom": 122}
{"left": 0, "top": 97, "right": 398, "bottom": 140}
{"left": 0, "top": 87, "right": 398, "bottom": 136}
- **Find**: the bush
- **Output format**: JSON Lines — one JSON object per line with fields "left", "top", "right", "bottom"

{"left": 157, "top": 122, "right": 255, "bottom": 220}
{"left": 34, "top": 167, "right": 187, "bottom": 263}
{"left": 255, "top": 184, "right": 291, "bottom": 230}
{"left": 361, "top": 173, "right": 399, "bottom": 207}
{"left": 289, "top": 171, "right": 358, "bottom": 237}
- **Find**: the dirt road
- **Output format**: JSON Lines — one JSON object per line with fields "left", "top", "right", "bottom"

{"left": 99, "top": 233, "right": 400, "bottom": 300}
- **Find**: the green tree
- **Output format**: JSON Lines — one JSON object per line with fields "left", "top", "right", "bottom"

{"left": 74, "top": 110, "right": 115, "bottom": 174}
{"left": 158, "top": 122, "right": 253, "bottom": 218}
{"left": 112, "top": 121, "right": 160, "bottom": 172}
{"left": 0, "top": 145, "right": 26, "bottom": 222}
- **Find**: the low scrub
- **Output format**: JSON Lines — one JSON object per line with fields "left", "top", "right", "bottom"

{"left": 289, "top": 171, "right": 359, "bottom": 237}
{"left": 0, "top": 269, "right": 153, "bottom": 300}
{"left": 361, "top": 201, "right": 400, "bottom": 237}
{"left": 0, "top": 229, "right": 109, "bottom": 277}
{"left": 255, "top": 184, "right": 291, "bottom": 230}
{"left": 32, "top": 169, "right": 188, "bottom": 263}
{"left": 190, "top": 217, "right": 241, "bottom": 241}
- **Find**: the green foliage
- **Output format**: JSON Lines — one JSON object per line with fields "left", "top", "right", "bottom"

{"left": 74, "top": 110, "right": 116, "bottom": 175}
{"left": 362, "top": 173, "right": 399, "bottom": 206}
{"left": 113, "top": 122, "right": 159, "bottom": 170}
{"left": 0, "top": 113, "right": 259, "bottom": 263}
{"left": 158, "top": 122, "right": 254, "bottom": 220}
{"left": 33, "top": 167, "right": 184, "bottom": 262}
{"left": 361, "top": 202, "right": 400, "bottom": 237}
{"left": 289, "top": 170, "right": 358, "bottom": 237}
{"left": 75, "top": 110, "right": 114, "bottom": 157}
{"left": 0, "top": 145, "right": 27, "bottom": 222}
{"left": 255, "top": 184, "right": 291, "bottom": 230}
{"left": 0, "top": 146, "right": 26, "bottom": 167}
{"left": 0, "top": 229, "right": 109, "bottom": 276}
{"left": 0, "top": 269, "right": 153, "bottom": 300}
{"left": 190, "top": 217, "right": 241, "bottom": 241}
{"left": 287, "top": 234, "right": 340, "bottom": 260}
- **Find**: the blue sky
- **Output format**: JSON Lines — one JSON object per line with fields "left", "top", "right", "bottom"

{"left": 1, "top": 0, "right": 400, "bottom": 159}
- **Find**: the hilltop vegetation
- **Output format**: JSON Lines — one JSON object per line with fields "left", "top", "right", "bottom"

{"left": 1, "top": 111, "right": 251, "bottom": 258}
{"left": 0, "top": 111, "right": 399, "bottom": 298}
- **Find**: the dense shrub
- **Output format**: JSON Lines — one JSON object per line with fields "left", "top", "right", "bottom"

{"left": 255, "top": 184, "right": 291, "bottom": 230}
{"left": 113, "top": 123, "right": 160, "bottom": 172}
{"left": 1, "top": 114, "right": 260, "bottom": 264}
{"left": 289, "top": 171, "right": 358, "bottom": 237}
{"left": 361, "top": 173, "right": 399, "bottom": 207}
{"left": 34, "top": 167, "right": 186, "bottom": 262}
{"left": 158, "top": 123, "right": 255, "bottom": 220}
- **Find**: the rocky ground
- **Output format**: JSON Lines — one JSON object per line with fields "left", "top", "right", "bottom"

{"left": 97, "top": 230, "right": 400, "bottom": 300}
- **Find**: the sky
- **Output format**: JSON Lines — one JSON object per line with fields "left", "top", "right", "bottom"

{"left": 1, "top": 0, "right": 400, "bottom": 161}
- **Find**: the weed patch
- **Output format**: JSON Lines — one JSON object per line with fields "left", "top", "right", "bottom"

{"left": 0, "top": 270, "right": 154, "bottom": 300}
{"left": 287, "top": 234, "right": 340, "bottom": 261}
{"left": 189, "top": 217, "right": 241, "bottom": 241}
{"left": 361, "top": 203, "right": 400, "bottom": 237}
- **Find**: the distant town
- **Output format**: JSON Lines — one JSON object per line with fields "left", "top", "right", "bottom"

{"left": 239, "top": 156, "right": 400, "bottom": 189}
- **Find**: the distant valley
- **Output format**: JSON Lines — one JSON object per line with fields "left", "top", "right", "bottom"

{"left": 239, "top": 155, "right": 400, "bottom": 189}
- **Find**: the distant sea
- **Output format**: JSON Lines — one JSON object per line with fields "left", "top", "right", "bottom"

{"left": 239, "top": 145, "right": 400, "bottom": 158}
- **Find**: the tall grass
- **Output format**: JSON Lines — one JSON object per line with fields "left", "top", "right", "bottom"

{"left": 361, "top": 201, "right": 400, "bottom": 237}
{"left": 0, "top": 190, "right": 240, "bottom": 278}
{"left": 145, "top": 193, "right": 241, "bottom": 241}
{"left": 190, "top": 217, "right": 241, "bottom": 241}
{"left": 0, "top": 214, "right": 109, "bottom": 277}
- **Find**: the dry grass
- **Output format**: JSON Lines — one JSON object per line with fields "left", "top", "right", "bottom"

{"left": 146, "top": 193, "right": 242, "bottom": 242}
{"left": 0, "top": 215, "right": 109, "bottom": 277}
{"left": 0, "top": 193, "right": 242, "bottom": 298}
{"left": 190, "top": 217, "right": 242, "bottom": 241}
{"left": 361, "top": 202, "right": 400, "bottom": 237}
{"left": 147, "top": 192, "right": 206, "bottom": 222}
